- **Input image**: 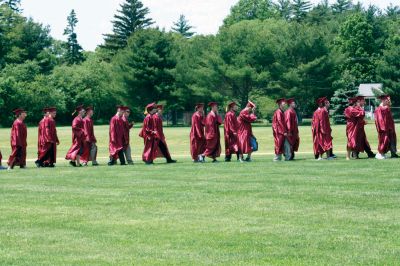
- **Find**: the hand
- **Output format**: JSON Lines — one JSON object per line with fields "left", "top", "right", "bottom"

{"left": 284, "top": 133, "right": 288, "bottom": 137}
{"left": 56, "top": 141, "right": 60, "bottom": 145}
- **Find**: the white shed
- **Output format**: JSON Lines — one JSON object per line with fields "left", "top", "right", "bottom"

{"left": 358, "top": 83, "right": 383, "bottom": 119}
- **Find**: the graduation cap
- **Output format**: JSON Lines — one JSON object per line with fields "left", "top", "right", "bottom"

{"left": 348, "top": 97, "right": 357, "bottom": 105}
{"left": 72, "top": 105, "right": 85, "bottom": 116}
{"left": 12, "top": 108, "right": 26, "bottom": 116}
{"left": 208, "top": 102, "right": 218, "bottom": 107}
{"left": 156, "top": 104, "right": 164, "bottom": 110}
{"left": 47, "top": 107, "right": 57, "bottom": 112}
{"left": 287, "top": 98, "right": 296, "bottom": 105}
{"left": 276, "top": 98, "right": 286, "bottom": 105}
{"left": 86, "top": 106, "right": 94, "bottom": 111}
{"left": 195, "top": 103, "right": 204, "bottom": 110}
{"left": 378, "top": 95, "right": 390, "bottom": 101}
{"left": 356, "top": 96, "right": 365, "bottom": 102}
{"left": 316, "top": 97, "right": 328, "bottom": 106}
{"left": 144, "top": 103, "right": 157, "bottom": 114}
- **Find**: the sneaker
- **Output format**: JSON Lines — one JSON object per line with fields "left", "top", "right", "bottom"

{"left": 317, "top": 157, "right": 325, "bottom": 161}
{"left": 145, "top": 161, "right": 154, "bottom": 165}
{"left": 330, "top": 154, "right": 337, "bottom": 159}
{"left": 212, "top": 159, "right": 218, "bottom": 163}
{"left": 167, "top": 159, "right": 177, "bottom": 164}
{"left": 198, "top": 155, "right": 205, "bottom": 163}
{"left": 69, "top": 161, "right": 77, "bottom": 167}
{"left": 82, "top": 162, "right": 88, "bottom": 167}
{"left": 273, "top": 155, "right": 282, "bottom": 162}
{"left": 128, "top": 161, "right": 134, "bottom": 165}
{"left": 35, "top": 160, "right": 42, "bottom": 168}
{"left": 7, "top": 166, "right": 12, "bottom": 171}
{"left": 238, "top": 158, "right": 245, "bottom": 163}
{"left": 92, "top": 162, "right": 99, "bottom": 166}
{"left": 375, "top": 153, "right": 386, "bottom": 160}
{"left": 391, "top": 153, "right": 399, "bottom": 158}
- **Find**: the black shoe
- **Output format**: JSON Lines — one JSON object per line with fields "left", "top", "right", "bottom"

{"left": 167, "top": 159, "right": 177, "bottom": 164}
{"left": 48, "top": 164, "right": 55, "bottom": 168}
{"left": 35, "top": 160, "right": 42, "bottom": 168}
{"left": 391, "top": 153, "right": 399, "bottom": 158}
{"left": 145, "top": 161, "right": 154, "bottom": 165}
{"left": 367, "top": 152, "right": 376, "bottom": 158}
{"left": 108, "top": 160, "right": 115, "bottom": 166}
{"left": 225, "top": 157, "right": 231, "bottom": 162}
{"left": 69, "top": 161, "right": 77, "bottom": 167}
{"left": 212, "top": 159, "right": 218, "bottom": 163}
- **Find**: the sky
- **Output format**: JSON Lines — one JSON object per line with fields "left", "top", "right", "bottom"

{"left": 21, "top": 0, "right": 396, "bottom": 51}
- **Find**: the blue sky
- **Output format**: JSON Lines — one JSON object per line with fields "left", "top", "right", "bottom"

{"left": 21, "top": 0, "right": 396, "bottom": 51}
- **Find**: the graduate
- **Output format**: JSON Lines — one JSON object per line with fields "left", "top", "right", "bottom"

{"left": 345, "top": 96, "right": 375, "bottom": 160}
{"left": 153, "top": 104, "right": 176, "bottom": 163}
{"left": 374, "top": 95, "right": 398, "bottom": 159}
{"left": 81, "top": 106, "right": 98, "bottom": 166}
{"left": 284, "top": 98, "right": 300, "bottom": 160}
{"left": 139, "top": 103, "right": 159, "bottom": 164}
{"left": 312, "top": 97, "right": 335, "bottom": 160}
{"left": 224, "top": 102, "right": 239, "bottom": 162}
{"left": 108, "top": 105, "right": 127, "bottom": 166}
{"left": 199, "top": 102, "right": 223, "bottom": 163}
{"left": 7, "top": 108, "right": 28, "bottom": 170}
{"left": 272, "top": 98, "right": 287, "bottom": 161}
{"left": 190, "top": 103, "right": 206, "bottom": 162}
{"left": 35, "top": 107, "right": 59, "bottom": 167}
{"left": 66, "top": 105, "right": 86, "bottom": 167}
{"left": 237, "top": 101, "right": 257, "bottom": 162}
{"left": 122, "top": 106, "right": 134, "bottom": 165}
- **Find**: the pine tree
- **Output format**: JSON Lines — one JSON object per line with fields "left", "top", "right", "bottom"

{"left": 331, "top": 0, "right": 352, "bottom": 14}
{"left": 63, "top": 9, "right": 84, "bottom": 65}
{"left": 385, "top": 4, "right": 400, "bottom": 18}
{"left": 172, "top": 15, "right": 195, "bottom": 38}
{"left": 331, "top": 71, "right": 359, "bottom": 124}
{"left": 0, "top": 0, "right": 21, "bottom": 12}
{"left": 102, "top": 0, "right": 153, "bottom": 54}
{"left": 275, "top": 0, "right": 292, "bottom": 20}
{"left": 291, "top": 0, "right": 312, "bottom": 22}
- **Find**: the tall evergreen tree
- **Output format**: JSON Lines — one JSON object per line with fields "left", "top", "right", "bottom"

{"left": 331, "top": 0, "right": 352, "bottom": 14}
{"left": 291, "top": 0, "right": 312, "bottom": 22}
{"left": 0, "top": 0, "right": 21, "bottom": 12}
{"left": 385, "top": 4, "right": 400, "bottom": 18}
{"left": 223, "top": 0, "right": 275, "bottom": 26}
{"left": 63, "top": 9, "right": 84, "bottom": 65}
{"left": 331, "top": 71, "right": 358, "bottom": 124}
{"left": 172, "top": 15, "right": 195, "bottom": 38}
{"left": 275, "top": 0, "right": 292, "bottom": 20}
{"left": 102, "top": 0, "right": 153, "bottom": 54}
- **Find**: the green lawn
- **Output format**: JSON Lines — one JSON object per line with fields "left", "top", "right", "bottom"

{"left": 1, "top": 124, "right": 400, "bottom": 265}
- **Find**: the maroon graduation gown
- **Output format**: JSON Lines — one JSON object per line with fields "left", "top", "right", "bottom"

{"left": 154, "top": 113, "right": 171, "bottom": 159}
{"left": 375, "top": 106, "right": 397, "bottom": 154}
{"left": 139, "top": 114, "right": 159, "bottom": 162}
{"left": 109, "top": 115, "right": 125, "bottom": 160}
{"left": 204, "top": 111, "right": 222, "bottom": 159}
{"left": 81, "top": 117, "right": 96, "bottom": 163}
{"left": 272, "top": 109, "right": 287, "bottom": 155}
{"left": 285, "top": 108, "right": 300, "bottom": 152}
{"left": 237, "top": 109, "right": 257, "bottom": 154}
{"left": 8, "top": 119, "right": 27, "bottom": 167}
{"left": 312, "top": 107, "right": 332, "bottom": 155}
{"left": 38, "top": 117, "right": 59, "bottom": 164}
{"left": 190, "top": 111, "right": 205, "bottom": 160}
{"left": 224, "top": 110, "right": 239, "bottom": 156}
{"left": 65, "top": 116, "right": 85, "bottom": 160}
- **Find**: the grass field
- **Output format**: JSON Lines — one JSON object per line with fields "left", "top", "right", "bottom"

{"left": 1, "top": 124, "right": 400, "bottom": 265}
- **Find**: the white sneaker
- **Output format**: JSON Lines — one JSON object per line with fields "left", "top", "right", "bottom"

{"left": 238, "top": 158, "right": 245, "bottom": 163}
{"left": 317, "top": 157, "right": 325, "bottom": 161}
{"left": 198, "top": 155, "right": 205, "bottom": 163}
{"left": 375, "top": 153, "right": 386, "bottom": 160}
{"left": 327, "top": 157, "right": 335, "bottom": 160}
{"left": 273, "top": 155, "right": 282, "bottom": 162}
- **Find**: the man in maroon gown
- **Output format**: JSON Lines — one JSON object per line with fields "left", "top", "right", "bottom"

{"left": 36, "top": 107, "right": 59, "bottom": 167}
{"left": 66, "top": 105, "right": 86, "bottom": 167}
{"left": 224, "top": 102, "right": 239, "bottom": 162}
{"left": 190, "top": 103, "right": 206, "bottom": 162}
{"left": 284, "top": 98, "right": 300, "bottom": 161}
{"left": 139, "top": 103, "right": 159, "bottom": 164}
{"left": 238, "top": 101, "right": 257, "bottom": 162}
{"left": 108, "top": 106, "right": 126, "bottom": 165}
{"left": 345, "top": 96, "right": 375, "bottom": 160}
{"left": 153, "top": 105, "right": 176, "bottom": 163}
{"left": 273, "top": 98, "right": 287, "bottom": 161}
{"left": 7, "top": 109, "right": 28, "bottom": 170}
{"left": 81, "top": 106, "right": 98, "bottom": 166}
{"left": 122, "top": 107, "right": 134, "bottom": 165}
{"left": 312, "top": 97, "right": 335, "bottom": 160}
{"left": 199, "top": 102, "right": 223, "bottom": 163}
{"left": 375, "top": 95, "right": 398, "bottom": 159}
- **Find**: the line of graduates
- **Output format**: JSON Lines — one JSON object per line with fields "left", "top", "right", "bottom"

{"left": 190, "top": 101, "right": 258, "bottom": 163}
{"left": 1, "top": 94, "right": 398, "bottom": 170}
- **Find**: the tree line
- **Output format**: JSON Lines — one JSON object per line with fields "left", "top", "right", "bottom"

{"left": 0, "top": 0, "right": 399, "bottom": 125}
